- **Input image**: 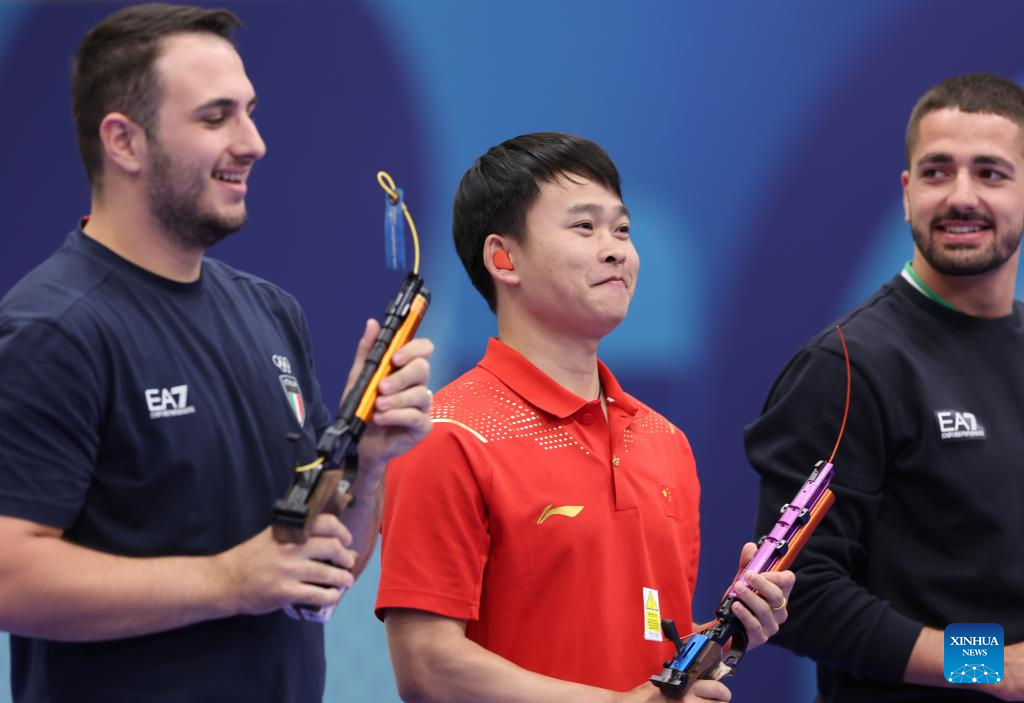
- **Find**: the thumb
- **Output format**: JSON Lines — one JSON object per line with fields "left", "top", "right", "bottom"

{"left": 738, "top": 542, "right": 757, "bottom": 572}
{"left": 344, "top": 319, "right": 380, "bottom": 397}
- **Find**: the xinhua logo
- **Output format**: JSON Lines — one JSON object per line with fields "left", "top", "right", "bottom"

{"left": 944, "top": 623, "right": 1003, "bottom": 684}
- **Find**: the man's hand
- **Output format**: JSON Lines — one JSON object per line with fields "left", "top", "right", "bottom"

{"left": 728, "top": 541, "right": 795, "bottom": 651}
{"left": 213, "top": 513, "right": 357, "bottom": 616}
{"left": 983, "top": 640, "right": 1024, "bottom": 701}
{"left": 346, "top": 318, "right": 433, "bottom": 490}
{"left": 681, "top": 680, "right": 732, "bottom": 702}
{"left": 0, "top": 514, "right": 357, "bottom": 641}
{"left": 617, "top": 681, "right": 731, "bottom": 702}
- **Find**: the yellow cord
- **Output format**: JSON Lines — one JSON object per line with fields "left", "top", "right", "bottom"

{"left": 377, "top": 170, "right": 421, "bottom": 275}
{"left": 294, "top": 456, "right": 326, "bottom": 473}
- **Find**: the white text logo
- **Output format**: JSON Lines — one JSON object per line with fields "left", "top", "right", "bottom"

{"left": 950, "top": 636, "right": 1000, "bottom": 647}
{"left": 935, "top": 410, "right": 986, "bottom": 441}
{"left": 145, "top": 385, "right": 196, "bottom": 419}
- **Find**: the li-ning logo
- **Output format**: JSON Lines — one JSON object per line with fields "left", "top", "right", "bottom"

{"left": 536, "top": 504, "right": 584, "bottom": 525}
{"left": 145, "top": 385, "right": 196, "bottom": 419}
{"left": 935, "top": 410, "right": 986, "bottom": 441}
{"left": 272, "top": 355, "right": 292, "bottom": 374}
{"left": 944, "top": 623, "right": 1003, "bottom": 684}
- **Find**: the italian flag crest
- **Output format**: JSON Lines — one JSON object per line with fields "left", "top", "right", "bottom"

{"left": 279, "top": 375, "right": 305, "bottom": 426}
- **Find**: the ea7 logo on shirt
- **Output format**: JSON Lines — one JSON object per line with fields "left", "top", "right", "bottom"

{"left": 145, "top": 385, "right": 196, "bottom": 419}
{"left": 935, "top": 409, "right": 986, "bottom": 441}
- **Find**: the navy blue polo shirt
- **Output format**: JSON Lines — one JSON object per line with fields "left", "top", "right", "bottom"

{"left": 0, "top": 227, "right": 332, "bottom": 702}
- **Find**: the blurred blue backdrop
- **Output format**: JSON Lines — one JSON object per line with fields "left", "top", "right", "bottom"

{"left": 3, "top": 1, "right": 1024, "bottom": 701}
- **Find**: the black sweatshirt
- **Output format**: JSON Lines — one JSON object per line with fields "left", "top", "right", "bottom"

{"left": 745, "top": 273, "right": 1024, "bottom": 702}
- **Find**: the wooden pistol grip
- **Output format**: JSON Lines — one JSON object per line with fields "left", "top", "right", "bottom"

{"left": 770, "top": 488, "right": 835, "bottom": 574}
{"left": 272, "top": 468, "right": 343, "bottom": 545}
{"left": 331, "top": 490, "right": 355, "bottom": 514}
{"left": 271, "top": 519, "right": 304, "bottom": 544}
{"left": 305, "top": 467, "right": 342, "bottom": 532}
{"left": 690, "top": 641, "right": 725, "bottom": 688}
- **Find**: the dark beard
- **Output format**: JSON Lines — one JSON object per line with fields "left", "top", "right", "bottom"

{"left": 146, "top": 143, "right": 246, "bottom": 251}
{"left": 911, "top": 214, "right": 1022, "bottom": 277}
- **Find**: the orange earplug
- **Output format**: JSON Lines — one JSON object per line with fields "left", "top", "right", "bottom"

{"left": 492, "top": 250, "right": 514, "bottom": 270}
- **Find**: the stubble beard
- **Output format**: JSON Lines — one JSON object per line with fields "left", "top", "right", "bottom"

{"left": 911, "top": 216, "right": 1023, "bottom": 277}
{"left": 146, "top": 140, "right": 247, "bottom": 251}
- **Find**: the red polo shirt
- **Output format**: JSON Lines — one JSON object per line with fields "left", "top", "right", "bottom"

{"left": 376, "top": 339, "right": 700, "bottom": 691}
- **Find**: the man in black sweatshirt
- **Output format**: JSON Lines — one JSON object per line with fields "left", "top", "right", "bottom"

{"left": 746, "top": 73, "right": 1024, "bottom": 702}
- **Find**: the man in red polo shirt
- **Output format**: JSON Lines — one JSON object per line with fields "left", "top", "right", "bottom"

{"left": 376, "top": 133, "right": 793, "bottom": 702}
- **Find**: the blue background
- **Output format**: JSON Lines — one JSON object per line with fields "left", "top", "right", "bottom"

{"left": 944, "top": 623, "right": 1005, "bottom": 683}
{"left": 4, "top": 1, "right": 1024, "bottom": 701}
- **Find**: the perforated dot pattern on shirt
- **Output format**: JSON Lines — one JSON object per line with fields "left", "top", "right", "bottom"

{"left": 431, "top": 379, "right": 590, "bottom": 454}
{"left": 622, "top": 409, "right": 675, "bottom": 455}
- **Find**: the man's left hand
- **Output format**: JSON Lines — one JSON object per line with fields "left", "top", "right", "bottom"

{"left": 728, "top": 542, "right": 795, "bottom": 651}
{"left": 346, "top": 318, "right": 433, "bottom": 488}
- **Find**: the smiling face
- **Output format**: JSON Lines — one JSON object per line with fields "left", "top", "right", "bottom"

{"left": 144, "top": 32, "right": 266, "bottom": 249}
{"left": 902, "top": 108, "right": 1024, "bottom": 277}
{"left": 505, "top": 173, "right": 638, "bottom": 341}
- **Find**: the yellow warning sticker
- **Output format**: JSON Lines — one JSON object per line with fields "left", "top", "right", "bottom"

{"left": 643, "top": 586, "right": 662, "bottom": 642}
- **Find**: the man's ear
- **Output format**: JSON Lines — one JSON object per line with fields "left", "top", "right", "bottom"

{"left": 98, "top": 112, "right": 147, "bottom": 176}
{"left": 900, "top": 170, "right": 911, "bottom": 222}
{"left": 483, "top": 234, "right": 520, "bottom": 285}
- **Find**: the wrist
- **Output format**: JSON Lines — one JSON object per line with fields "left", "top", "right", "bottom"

{"left": 351, "top": 451, "right": 387, "bottom": 499}
{"left": 904, "top": 627, "right": 949, "bottom": 688}
{"left": 350, "top": 464, "right": 385, "bottom": 503}
{"left": 203, "top": 551, "right": 240, "bottom": 619}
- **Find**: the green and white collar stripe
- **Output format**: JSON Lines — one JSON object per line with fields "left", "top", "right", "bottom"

{"left": 901, "top": 261, "right": 960, "bottom": 312}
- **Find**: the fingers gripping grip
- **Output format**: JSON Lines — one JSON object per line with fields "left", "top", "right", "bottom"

{"left": 271, "top": 273, "right": 430, "bottom": 623}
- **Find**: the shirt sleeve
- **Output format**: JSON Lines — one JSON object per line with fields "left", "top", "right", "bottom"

{"left": 375, "top": 424, "right": 491, "bottom": 622}
{"left": 0, "top": 319, "right": 104, "bottom": 528}
{"left": 744, "top": 343, "right": 922, "bottom": 682}
{"left": 277, "top": 291, "right": 331, "bottom": 436}
{"left": 674, "top": 428, "right": 701, "bottom": 598}
{"left": 295, "top": 306, "right": 331, "bottom": 436}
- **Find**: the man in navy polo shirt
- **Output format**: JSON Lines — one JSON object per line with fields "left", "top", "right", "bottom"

{"left": 0, "top": 4, "right": 432, "bottom": 702}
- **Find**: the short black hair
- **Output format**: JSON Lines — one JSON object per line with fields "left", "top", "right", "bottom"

{"left": 906, "top": 73, "right": 1024, "bottom": 166}
{"left": 452, "top": 132, "right": 622, "bottom": 312}
{"left": 72, "top": 3, "right": 241, "bottom": 188}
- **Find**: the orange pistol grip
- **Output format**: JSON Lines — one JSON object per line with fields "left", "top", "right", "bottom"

{"left": 354, "top": 292, "right": 429, "bottom": 424}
